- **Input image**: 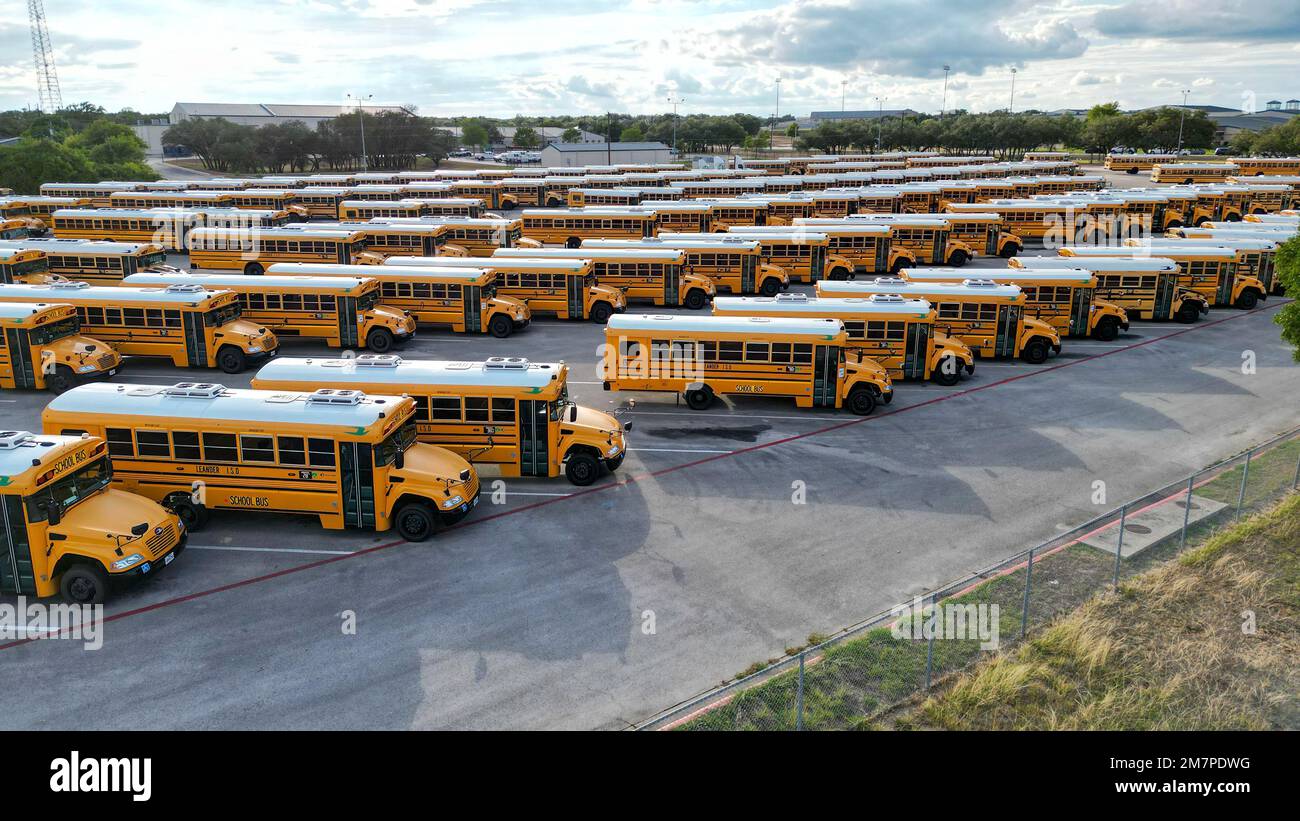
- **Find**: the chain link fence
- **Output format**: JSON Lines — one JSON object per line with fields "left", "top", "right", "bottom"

{"left": 636, "top": 427, "right": 1300, "bottom": 731}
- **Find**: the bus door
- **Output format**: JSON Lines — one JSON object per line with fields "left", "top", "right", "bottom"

{"left": 902, "top": 322, "right": 930, "bottom": 379}
{"left": 182, "top": 312, "right": 209, "bottom": 368}
{"left": 740, "top": 255, "right": 756, "bottom": 293}
{"left": 3, "top": 328, "right": 36, "bottom": 388}
{"left": 337, "top": 296, "right": 361, "bottom": 347}
{"left": 462, "top": 285, "right": 483, "bottom": 332}
{"left": 0, "top": 495, "right": 36, "bottom": 594}
{"left": 663, "top": 265, "right": 680, "bottom": 306}
{"left": 518, "top": 400, "right": 550, "bottom": 477}
{"left": 1153, "top": 276, "right": 1175, "bottom": 319}
{"left": 566, "top": 274, "right": 585, "bottom": 318}
{"left": 931, "top": 231, "right": 946, "bottom": 265}
{"left": 985, "top": 225, "right": 998, "bottom": 256}
{"left": 337, "top": 243, "right": 351, "bottom": 264}
{"left": 811, "top": 246, "right": 825, "bottom": 282}
{"left": 994, "top": 305, "right": 1020, "bottom": 357}
{"left": 338, "top": 441, "right": 376, "bottom": 528}
{"left": 643, "top": 220, "right": 656, "bottom": 238}
{"left": 1215, "top": 266, "right": 1234, "bottom": 305}
{"left": 811, "top": 344, "right": 839, "bottom": 407}
{"left": 1069, "top": 288, "right": 1090, "bottom": 338}
{"left": 423, "top": 236, "right": 439, "bottom": 256}
{"left": 874, "top": 240, "right": 888, "bottom": 273}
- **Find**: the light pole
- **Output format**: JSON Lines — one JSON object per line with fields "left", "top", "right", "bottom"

{"left": 1176, "top": 89, "right": 1191, "bottom": 154}
{"left": 347, "top": 93, "right": 373, "bottom": 171}
{"left": 771, "top": 77, "right": 782, "bottom": 156}
{"left": 1008, "top": 68, "right": 1017, "bottom": 113}
{"left": 874, "top": 95, "right": 886, "bottom": 150}
{"left": 667, "top": 94, "right": 684, "bottom": 156}
{"left": 941, "top": 65, "right": 950, "bottom": 116}
{"left": 841, "top": 79, "right": 847, "bottom": 112}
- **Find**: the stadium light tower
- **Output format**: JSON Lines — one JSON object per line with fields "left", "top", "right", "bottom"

{"left": 874, "top": 96, "right": 886, "bottom": 150}
{"left": 29, "top": 0, "right": 62, "bottom": 114}
{"left": 1176, "top": 89, "right": 1191, "bottom": 153}
{"left": 347, "top": 93, "right": 373, "bottom": 171}
{"left": 1009, "top": 67, "right": 1018, "bottom": 113}
{"left": 667, "top": 94, "right": 684, "bottom": 156}
{"left": 941, "top": 65, "right": 950, "bottom": 116}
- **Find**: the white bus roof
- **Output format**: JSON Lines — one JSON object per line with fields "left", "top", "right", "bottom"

{"left": 0, "top": 281, "right": 229, "bottom": 303}
{"left": 1064, "top": 246, "right": 1238, "bottom": 260}
{"left": 266, "top": 262, "right": 490, "bottom": 281}
{"left": 666, "top": 230, "right": 830, "bottom": 242}
{"left": 0, "top": 238, "right": 159, "bottom": 254}
{"left": 190, "top": 227, "right": 365, "bottom": 239}
{"left": 902, "top": 268, "right": 1094, "bottom": 283}
{"left": 47, "top": 382, "right": 408, "bottom": 428}
{"left": 339, "top": 200, "right": 427, "bottom": 209}
{"left": 0, "top": 433, "right": 95, "bottom": 477}
{"left": 494, "top": 247, "right": 685, "bottom": 261}
{"left": 1139, "top": 237, "right": 1279, "bottom": 250}
{"left": 255, "top": 355, "right": 564, "bottom": 390}
{"left": 0, "top": 301, "right": 72, "bottom": 320}
{"left": 122, "top": 272, "right": 374, "bottom": 290}
{"left": 520, "top": 208, "right": 655, "bottom": 218}
{"left": 607, "top": 313, "right": 844, "bottom": 337}
{"left": 713, "top": 294, "right": 931, "bottom": 316}
{"left": 582, "top": 237, "right": 762, "bottom": 251}
{"left": 384, "top": 256, "right": 590, "bottom": 272}
{"left": 817, "top": 278, "right": 1023, "bottom": 298}
{"left": 1020, "top": 255, "right": 1179, "bottom": 271}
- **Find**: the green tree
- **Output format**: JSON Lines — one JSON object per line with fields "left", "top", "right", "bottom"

{"left": 561, "top": 127, "right": 582, "bottom": 143}
{"left": 620, "top": 124, "right": 646, "bottom": 142}
{"left": 1274, "top": 236, "right": 1300, "bottom": 360}
{"left": 461, "top": 122, "right": 489, "bottom": 149}
{"left": 0, "top": 139, "right": 96, "bottom": 193}
{"left": 512, "top": 125, "right": 540, "bottom": 148}
{"left": 785, "top": 122, "right": 800, "bottom": 138}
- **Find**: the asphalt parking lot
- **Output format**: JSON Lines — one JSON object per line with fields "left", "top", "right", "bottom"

{"left": 2, "top": 165, "right": 1297, "bottom": 729}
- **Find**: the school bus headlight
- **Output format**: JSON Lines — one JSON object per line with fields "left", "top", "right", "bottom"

{"left": 606, "top": 445, "right": 621, "bottom": 457}
{"left": 77, "top": 364, "right": 98, "bottom": 373}
{"left": 248, "top": 345, "right": 262, "bottom": 353}
{"left": 111, "top": 553, "right": 145, "bottom": 571}
{"left": 441, "top": 495, "right": 465, "bottom": 509}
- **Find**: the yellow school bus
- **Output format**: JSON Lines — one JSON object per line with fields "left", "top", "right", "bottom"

{"left": 816, "top": 278, "right": 1063, "bottom": 363}
{"left": 494, "top": 247, "right": 717, "bottom": 309}
{"left": 661, "top": 229, "right": 837, "bottom": 284}
{"left": 449, "top": 181, "right": 517, "bottom": 211}
{"left": 385, "top": 255, "right": 627, "bottom": 323}
{"left": 43, "top": 382, "right": 480, "bottom": 541}
{"left": 1151, "top": 163, "right": 1238, "bottom": 184}
{"left": 265, "top": 262, "right": 530, "bottom": 338}
{"left": 600, "top": 313, "right": 893, "bottom": 415}
{"left": 837, "top": 216, "right": 976, "bottom": 266}
{"left": 50, "top": 208, "right": 203, "bottom": 249}
{"left": 1128, "top": 236, "right": 1281, "bottom": 295}
{"left": 293, "top": 187, "right": 351, "bottom": 219}
{"left": 122, "top": 272, "right": 413, "bottom": 352}
{"left": 519, "top": 208, "right": 656, "bottom": 247}
{"left": 0, "top": 247, "right": 56, "bottom": 284}
{"left": 1104, "top": 154, "right": 1177, "bottom": 174}
{"left": 108, "top": 191, "right": 240, "bottom": 211}
{"left": 284, "top": 221, "right": 451, "bottom": 261}
{"left": 566, "top": 188, "right": 643, "bottom": 208}
{"left": 899, "top": 267, "right": 1130, "bottom": 340}
{"left": 1011, "top": 255, "right": 1209, "bottom": 322}
{"left": 851, "top": 212, "right": 1023, "bottom": 258}
{"left": 338, "top": 199, "right": 430, "bottom": 221}
{"left": 694, "top": 199, "right": 769, "bottom": 229}
{"left": 1059, "top": 245, "right": 1268, "bottom": 309}
{"left": 188, "top": 226, "right": 369, "bottom": 275}
{"left": 712, "top": 293, "right": 975, "bottom": 385}
{"left": 0, "top": 281, "right": 278, "bottom": 372}
{"left": 0, "top": 430, "right": 184, "bottom": 603}
{"left": 1232, "top": 157, "right": 1300, "bottom": 177}
{"left": 581, "top": 237, "right": 788, "bottom": 296}
{"left": 0, "top": 238, "right": 168, "bottom": 285}
{"left": 252, "top": 355, "right": 628, "bottom": 486}
{"left": 198, "top": 188, "right": 309, "bottom": 220}
{"left": 0, "top": 196, "right": 92, "bottom": 235}
{"left": 0, "top": 301, "right": 120, "bottom": 391}
{"left": 370, "top": 216, "right": 522, "bottom": 257}
{"left": 39, "top": 182, "right": 137, "bottom": 207}
{"left": 778, "top": 221, "right": 921, "bottom": 276}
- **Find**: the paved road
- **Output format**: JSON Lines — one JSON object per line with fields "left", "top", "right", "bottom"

{"left": 147, "top": 158, "right": 216, "bottom": 180}
{"left": 1, "top": 246, "right": 1295, "bottom": 729}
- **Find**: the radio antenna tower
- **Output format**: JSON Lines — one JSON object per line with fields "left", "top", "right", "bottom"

{"left": 29, "top": 0, "right": 63, "bottom": 113}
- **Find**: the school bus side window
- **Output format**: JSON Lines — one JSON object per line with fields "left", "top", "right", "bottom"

{"left": 240, "top": 435, "right": 275, "bottom": 462}
{"left": 278, "top": 436, "right": 306, "bottom": 465}
{"left": 307, "top": 438, "right": 335, "bottom": 467}
{"left": 106, "top": 427, "right": 134, "bottom": 456}
{"left": 173, "top": 431, "right": 201, "bottom": 460}
{"left": 429, "top": 397, "right": 461, "bottom": 420}
{"left": 203, "top": 432, "right": 238, "bottom": 462}
{"left": 135, "top": 430, "right": 171, "bottom": 458}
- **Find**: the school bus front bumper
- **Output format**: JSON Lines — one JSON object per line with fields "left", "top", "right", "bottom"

{"left": 110, "top": 525, "right": 188, "bottom": 581}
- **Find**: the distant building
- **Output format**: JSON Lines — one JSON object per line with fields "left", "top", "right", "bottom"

{"left": 540, "top": 141, "right": 672, "bottom": 167}
{"left": 169, "top": 102, "right": 413, "bottom": 129}
{"left": 809, "top": 109, "right": 918, "bottom": 123}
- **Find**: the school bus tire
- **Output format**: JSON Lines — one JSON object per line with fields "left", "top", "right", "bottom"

{"left": 1235, "top": 290, "right": 1260, "bottom": 310}
{"left": 243, "top": 261, "right": 265, "bottom": 275}
{"left": 565, "top": 237, "right": 582, "bottom": 249}
{"left": 1092, "top": 317, "right": 1120, "bottom": 341}
{"left": 1226, "top": 213, "right": 1242, "bottom": 222}
{"left": 931, "top": 357, "right": 961, "bottom": 386}
{"left": 217, "top": 346, "right": 248, "bottom": 374}
{"left": 564, "top": 450, "right": 602, "bottom": 486}
{"left": 1021, "top": 339, "right": 1050, "bottom": 365}
{"left": 588, "top": 302, "right": 614, "bottom": 324}
{"left": 394, "top": 501, "right": 438, "bottom": 542}
{"left": 164, "top": 493, "right": 209, "bottom": 531}
{"left": 759, "top": 278, "right": 782, "bottom": 297}
{"left": 683, "top": 289, "right": 708, "bottom": 310}
{"left": 45, "top": 364, "right": 77, "bottom": 394}
{"left": 1176, "top": 302, "right": 1201, "bottom": 323}
{"left": 890, "top": 259, "right": 913, "bottom": 275}
{"left": 60, "top": 563, "right": 109, "bottom": 605}
{"left": 948, "top": 249, "right": 969, "bottom": 267}
{"left": 847, "top": 386, "right": 877, "bottom": 416}
{"left": 684, "top": 385, "right": 714, "bottom": 410}
{"left": 487, "top": 314, "right": 514, "bottom": 338}
{"left": 367, "top": 327, "right": 396, "bottom": 352}
{"left": 999, "top": 243, "right": 1020, "bottom": 259}
{"left": 827, "top": 266, "right": 853, "bottom": 281}
{"left": 1126, "top": 168, "right": 1139, "bottom": 175}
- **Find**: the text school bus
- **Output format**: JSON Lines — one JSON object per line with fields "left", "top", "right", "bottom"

{"left": 264, "top": 263, "right": 530, "bottom": 339}
{"left": 43, "top": 382, "right": 480, "bottom": 542}
{"left": 815, "top": 278, "right": 1063, "bottom": 364}
{"left": 122, "top": 272, "right": 414, "bottom": 353}
{"left": 187, "top": 226, "right": 369, "bottom": 275}
{"left": 0, "top": 247, "right": 54, "bottom": 284}
{"left": 384, "top": 255, "right": 626, "bottom": 323}
{"left": 712, "top": 293, "right": 975, "bottom": 385}
{"left": 0, "top": 430, "right": 184, "bottom": 603}
{"left": 581, "top": 236, "right": 789, "bottom": 297}
{"left": 0, "top": 280, "right": 277, "bottom": 373}
{"left": 662, "top": 229, "right": 835, "bottom": 284}
{"left": 369, "top": 216, "right": 522, "bottom": 257}
{"left": 493, "top": 247, "right": 717, "bottom": 310}
{"left": 1059, "top": 245, "right": 1268, "bottom": 309}
{"left": 252, "top": 355, "right": 629, "bottom": 486}
{"left": 0, "top": 238, "right": 167, "bottom": 285}
{"left": 1009, "top": 256, "right": 1209, "bottom": 322}
{"left": 601, "top": 313, "right": 893, "bottom": 415}
{"left": 898, "top": 267, "right": 1130, "bottom": 341}
{"left": 765, "top": 221, "right": 918, "bottom": 277}
{"left": 0, "top": 301, "right": 121, "bottom": 392}
{"left": 518, "top": 208, "right": 655, "bottom": 247}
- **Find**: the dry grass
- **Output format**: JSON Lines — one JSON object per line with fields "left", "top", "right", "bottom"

{"left": 895, "top": 494, "right": 1300, "bottom": 731}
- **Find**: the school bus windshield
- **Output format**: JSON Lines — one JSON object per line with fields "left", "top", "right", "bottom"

{"left": 550, "top": 384, "right": 575, "bottom": 421}
{"left": 204, "top": 302, "right": 243, "bottom": 326}
{"left": 24, "top": 456, "right": 112, "bottom": 522}
{"left": 140, "top": 251, "right": 168, "bottom": 268}
{"left": 374, "top": 420, "right": 419, "bottom": 466}
{"left": 29, "top": 316, "right": 80, "bottom": 345}
{"left": 358, "top": 290, "right": 380, "bottom": 311}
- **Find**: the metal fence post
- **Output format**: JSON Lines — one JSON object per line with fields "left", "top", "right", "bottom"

{"left": 795, "top": 652, "right": 805, "bottom": 731}
{"left": 1112, "top": 505, "right": 1127, "bottom": 589}
{"left": 1292, "top": 445, "right": 1300, "bottom": 491}
{"left": 924, "top": 595, "right": 937, "bottom": 690}
{"left": 1179, "top": 474, "right": 1195, "bottom": 551}
{"left": 1236, "top": 451, "right": 1252, "bottom": 519}
{"left": 1020, "top": 547, "right": 1035, "bottom": 639}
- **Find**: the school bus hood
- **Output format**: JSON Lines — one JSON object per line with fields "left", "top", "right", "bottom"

{"left": 393, "top": 443, "right": 478, "bottom": 497}
{"left": 570, "top": 404, "right": 624, "bottom": 439}
{"left": 55, "top": 488, "right": 177, "bottom": 553}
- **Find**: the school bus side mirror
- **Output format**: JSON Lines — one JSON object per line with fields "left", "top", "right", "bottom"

{"left": 395, "top": 450, "right": 405, "bottom": 470}
{"left": 42, "top": 502, "right": 61, "bottom": 526}
{"left": 569, "top": 405, "right": 578, "bottom": 423}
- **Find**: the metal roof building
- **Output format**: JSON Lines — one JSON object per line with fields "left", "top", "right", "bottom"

{"left": 169, "top": 102, "right": 414, "bottom": 128}
{"left": 540, "top": 141, "right": 673, "bottom": 167}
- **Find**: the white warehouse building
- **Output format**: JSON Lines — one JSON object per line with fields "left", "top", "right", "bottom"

{"left": 540, "top": 141, "right": 673, "bottom": 167}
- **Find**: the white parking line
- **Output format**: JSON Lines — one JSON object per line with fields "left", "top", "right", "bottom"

{"left": 188, "top": 544, "right": 356, "bottom": 555}
{"left": 624, "top": 410, "right": 836, "bottom": 422}
{"left": 631, "top": 447, "right": 734, "bottom": 454}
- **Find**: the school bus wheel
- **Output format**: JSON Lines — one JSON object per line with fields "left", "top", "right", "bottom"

{"left": 217, "top": 346, "right": 248, "bottom": 374}
{"left": 394, "top": 501, "right": 438, "bottom": 542}
{"left": 367, "top": 327, "right": 396, "bottom": 352}
{"left": 890, "top": 258, "right": 913, "bottom": 275}
{"left": 1235, "top": 290, "right": 1259, "bottom": 310}
{"left": 948, "top": 249, "right": 969, "bottom": 267}
{"left": 1021, "top": 339, "right": 1050, "bottom": 365}
{"left": 1176, "top": 302, "right": 1201, "bottom": 323}
{"left": 565, "top": 450, "right": 602, "bottom": 486}
{"left": 848, "top": 386, "right": 877, "bottom": 416}
{"left": 588, "top": 302, "right": 614, "bottom": 324}
{"left": 164, "top": 492, "right": 209, "bottom": 530}
{"left": 45, "top": 364, "right": 77, "bottom": 394}
{"left": 759, "top": 278, "right": 782, "bottom": 297}
{"left": 1092, "top": 317, "right": 1120, "bottom": 342}
{"left": 999, "top": 243, "right": 1020, "bottom": 259}
{"left": 827, "top": 266, "right": 853, "bottom": 281}
{"left": 243, "top": 261, "right": 264, "bottom": 275}
{"left": 931, "top": 358, "right": 961, "bottom": 386}
{"left": 60, "top": 563, "right": 109, "bottom": 605}
{"left": 683, "top": 289, "right": 708, "bottom": 310}
{"left": 1126, "top": 168, "right": 1139, "bottom": 174}
{"left": 487, "top": 314, "right": 514, "bottom": 338}
{"left": 565, "top": 237, "right": 582, "bottom": 249}
{"left": 684, "top": 385, "right": 714, "bottom": 410}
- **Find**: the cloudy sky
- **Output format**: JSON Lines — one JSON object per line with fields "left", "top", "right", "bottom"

{"left": 3, "top": 0, "right": 1298, "bottom": 117}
